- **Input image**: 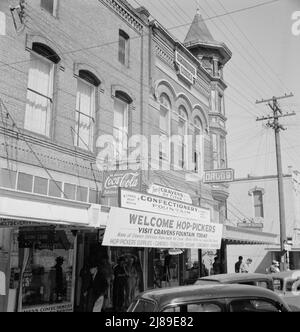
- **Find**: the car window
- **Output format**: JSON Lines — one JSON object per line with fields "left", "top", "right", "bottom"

{"left": 131, "top": 299, "right": 156, "bottom": 312}
{"left": 238, "top": 281, "right": 256, "bottom": 286}
{"left": 187, "top": 303, "right": 222, "bottom": 312}
{"left": 286, "top": 279, "right": 300, "bottom": 292}
{"left": 229, "top": 299, "right": 282, "bottom": 312}
{"left": 163, "top": 302, "right": 223, "bottom": 313}
{"left": 256, "top": 281, "right": 269, "bottom": 289}
{"left": 273, "top": 279, "right": 283, "bottom": 291}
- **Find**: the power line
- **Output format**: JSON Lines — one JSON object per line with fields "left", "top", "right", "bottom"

{"left": 0, "top": 0, "right": 281, "bottom": 70}
{"left": 0, "top": 98, "right": 69, "bottom": 199}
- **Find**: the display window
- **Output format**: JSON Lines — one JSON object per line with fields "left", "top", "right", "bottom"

{"left": 9, "top": 227, "right": 76, "bottom": 312}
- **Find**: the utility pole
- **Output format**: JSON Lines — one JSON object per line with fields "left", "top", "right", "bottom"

{"left": 256, "top": 93, "right": 295, "bottom": 271}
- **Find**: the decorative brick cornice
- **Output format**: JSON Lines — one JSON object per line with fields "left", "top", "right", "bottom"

{"left": 99, "top": 0, "right": 144, "bottom": 33}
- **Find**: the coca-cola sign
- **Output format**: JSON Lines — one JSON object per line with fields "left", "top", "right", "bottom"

{"left": 103, "top": 171, "right": 141, "bottom": 196}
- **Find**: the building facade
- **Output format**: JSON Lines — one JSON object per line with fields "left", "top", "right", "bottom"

{"left": 226, "top": 170, "right": 300, "bottom": 273}
{"left": 0, "top": 0, "right": 150, "bottom": 312}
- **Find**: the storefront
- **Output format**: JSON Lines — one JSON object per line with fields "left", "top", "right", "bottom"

{"left": 0, "top": 187, "right": 99, "bottom": 312}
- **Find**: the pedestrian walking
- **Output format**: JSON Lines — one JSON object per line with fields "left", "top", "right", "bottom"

{"left": 235, "top": 256, "right": 243, "bottom": 273}
{"left": 113, "top": 257, "right": 127, "bottom": 312}
{"left": 240, "top": 258, "right": 253, "bottom": 273}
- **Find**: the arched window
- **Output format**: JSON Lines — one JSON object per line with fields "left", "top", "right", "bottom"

{"left": 113, "top": 91, "right": 131, "bottom": 168}
{"left": 178, "top": 106, "right": 188, "bottom": 169}
{"left": 75, "top": 70, "right": 100, "bottom": 150}
{"left": 24, "top": 43, "right": 60, "bottom": 136}
{"left": 159, "top": 93, "right": 171, "bottom": 162}
{"left": 193, "top": 116, "right": 203, "bottom": 174}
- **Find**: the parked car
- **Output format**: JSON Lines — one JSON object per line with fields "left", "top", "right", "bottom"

{"left": 194, "top": 273, "right": 274, "bottom": 291}
{"left": 271, "top": 271, "right": 300, "bottom": 312}
{"left": 128, "top": 284, "right": 291, "bottom": 312}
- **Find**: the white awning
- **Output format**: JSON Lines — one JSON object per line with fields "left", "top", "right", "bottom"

{"left": 0, "top": 189, "right": 90, "bottom": 227}
{"left": 223, "top": 225, "right": 278, "bottom": 245}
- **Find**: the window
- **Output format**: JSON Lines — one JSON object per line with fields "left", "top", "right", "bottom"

{"left": 0, "top": 11, "right": 6, "bottom": 36}
{"left": 76, "top": 186, "right": 88, "bottom": 202}
{"left": 25, "top": 43, "right": 60, "bottom": 136}
{"left": 220, "top": 136, "right": 226, "bottom": 169}
{"left": 114, "top": 95, "right": 129, "bottom": 168}
{"left": 218, "top": 93, "right": 225, "bottom": 115}
{"left": 131, "top": 299, "right": 156, "bottom": 312}
{"left": 193, "top": 117, "right": 203, "bottom": 174}
{"left": 0, "top": 168, "right": 17, "bottom": 189}
{"left": 49, "top": 180, "right": 62, "bottom": 198}
{"left": 229, "top": 299, "right": 282, "bottom": 312}
{"left": 41, "top": 0, "right": 58, "bottom": 16}
{"left": 17, "top": 173, "right": 33, "bottom": 193}
{"left": 119, "top": 30, "right": 129, "bottom": 66}
{"left": 163, "top": 302, "right": 223, "bottom": 313}
{"left": 64, "top": 183, "right": 76, "bottom": 201}
{"left": 75, "top": 71, "right": 98, "bottom": 150}
{"left": 212, "top": 133, "right": 218, "bottom": 169}
{"left": 159, "top": 94, "right": 171, "bottom": 162}
{"left": 178, "top": 107, "right": 188, "bottom": 169}
{"left": 33, "top": 176, "right": 48, "bottom": 195}
{"left": 253, "top": 190, "right": 264, "bottom": 218}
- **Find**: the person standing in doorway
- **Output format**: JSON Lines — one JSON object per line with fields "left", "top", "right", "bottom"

{"left": 87, "top": 263, "right": 108, "bottom": 312}
{"left": 235, "top": 256, "right": 243, "bottom": 273}
{"left": 113, "top": 257, "right": 127, "bottom": 312}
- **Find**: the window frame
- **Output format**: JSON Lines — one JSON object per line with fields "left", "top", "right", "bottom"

{"left": 113, "top": 96, "right": 129, "bottom": 169}
{"left": 159, "top": 94, "right": 171, "bottom": 164}
{"left": 227, "top": 297, "right": 284, "bottom": 313}
{"left": 24, "top": 50, "right": 55, "bottom": 137}
{"left": 74, "top": 76, "right": 96, "bottom": 151}
{"left": 40, "top": 0, "right": 59, "bottom": 17}
{"left": 252, "top": 190, "right": 264, "bottom": 218}
{"left": 193, "top": 117, "right": 203, "bottom": 174}
{"left": 118, "top": 30, "right": 130, "bottom": 67}
{"left": 178, "top": 107, "right": 188, "bottom": 170}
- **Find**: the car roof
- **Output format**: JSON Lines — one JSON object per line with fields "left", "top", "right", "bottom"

{"left": 198, "top": 273, "right": 273, "bottom": 283}
{"left": 271, "top": 270, "right": 300, "bottom": 279}
{"left": 138, "top": 284, "right": 283, "bottom": 308}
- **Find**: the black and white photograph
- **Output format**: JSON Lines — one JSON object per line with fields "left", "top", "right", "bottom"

{"left": 0, "top": 0, "right": 300, "bottom": 316}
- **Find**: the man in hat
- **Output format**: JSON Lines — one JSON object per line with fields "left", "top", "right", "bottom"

{"left": 87, "top": 262, "right": 109, "bottom": 312}
{"left": 269, "top": 260, "right": 281, "bottom": 274}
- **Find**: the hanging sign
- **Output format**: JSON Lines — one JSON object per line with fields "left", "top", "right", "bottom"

{"left": 102, "top": 171, "right": 141, "bottom": 196}
{"left": 148, "top": 184, "right": 193, "bottom": 204}
{"left": 102, "top": 207, "right": 223, "bottom": 250}
{"left": 120, "top": 189, "right": 210, "bottom": 222}
{"left": 204, "top": 169, "right": 235, "bottom": 184}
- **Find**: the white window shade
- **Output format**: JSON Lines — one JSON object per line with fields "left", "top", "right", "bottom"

{"left": 25, "top": 55, "right": 53, "bottom": 136}
{"left": 75, "top": 79, "right": 95, "bottom": 150}
{"left": 114, "top": 98, "right": 128, "bottom": 165}
{"left": 0, "top": 11, "right": 6, "bottom": 36}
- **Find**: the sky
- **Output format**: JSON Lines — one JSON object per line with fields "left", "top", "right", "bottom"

{"left": 128, "top": 0, "right": 300, "bottom": 178}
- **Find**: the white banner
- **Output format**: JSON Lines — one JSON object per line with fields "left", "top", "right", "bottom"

{"left": 148, "top": 184, "right": 192, "bottom": 204}
{"left": 120, "top": 189, "right": 210, "bottom": 222}
{"left": 102, "top": 207, "right": 223, "bottom": 250}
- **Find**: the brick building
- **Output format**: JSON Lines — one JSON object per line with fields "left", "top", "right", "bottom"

{"left": 0, "top": 0, "right": 150, "bottom": 312}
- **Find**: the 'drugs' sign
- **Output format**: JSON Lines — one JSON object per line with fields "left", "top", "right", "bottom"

{"left": 102, "top": 207, "right": 223, "bottom": 250}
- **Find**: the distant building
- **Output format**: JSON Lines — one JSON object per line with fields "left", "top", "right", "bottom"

{"left": 227, "top": 169, "right": 300, "bottom": 272}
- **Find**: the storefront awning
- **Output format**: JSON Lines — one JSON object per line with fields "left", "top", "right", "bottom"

{"left": 223, "top": 225, "right": 278, "bottom": 245}
{"left": 0, "top": 188, "right": 91, "bottom": 227}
